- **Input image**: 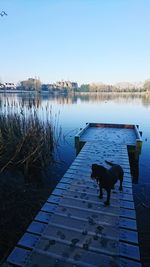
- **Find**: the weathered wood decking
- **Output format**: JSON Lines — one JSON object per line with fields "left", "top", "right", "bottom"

{"left": 75, "top": 123, "right": 142, "bottom": 155}
{"left": 4, "top": 123, "right": 142, "bottom": 267}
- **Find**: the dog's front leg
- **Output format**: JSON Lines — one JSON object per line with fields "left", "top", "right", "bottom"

{"left": 119, "top": 178, "right": 123, "bottom": 191}
{"left": 99, "top": 184, "right": 103, "bottom": 199}
{"left": 104, "top": 189, "right": 111, "bottom": 206}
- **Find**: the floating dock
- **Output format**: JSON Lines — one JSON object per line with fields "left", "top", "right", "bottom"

{"left": 4, "top": 123, "right": 142, "bottom": 267}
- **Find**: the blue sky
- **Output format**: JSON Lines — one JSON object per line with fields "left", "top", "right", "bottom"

{"left": 0, "top": 0, "right": 150, "bottom": 84}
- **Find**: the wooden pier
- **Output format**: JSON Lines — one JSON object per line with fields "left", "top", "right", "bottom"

{"left": 4, "top": 123, "right": 142, "bottom": 267}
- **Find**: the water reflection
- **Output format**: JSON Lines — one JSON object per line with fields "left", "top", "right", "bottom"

{"left": 128, "top": 151, "right": 140, "bottom": 183}
{"left": 1, "top": 92, "right": 150, "bottom": 108}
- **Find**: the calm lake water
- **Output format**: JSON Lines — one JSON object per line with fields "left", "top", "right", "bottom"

{"left": 1, "top": 92, "right": 150, "bottom": 262}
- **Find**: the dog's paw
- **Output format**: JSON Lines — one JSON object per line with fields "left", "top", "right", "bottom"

{"left": 104, "top": 201, "right": 110, "bottom": 206}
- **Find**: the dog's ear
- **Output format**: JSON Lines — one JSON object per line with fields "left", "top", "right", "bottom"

{"left": 91, "top": 164, "right": 94, "bottom": 171}
{"left": 91, "top": 164, "right": 97, "bottom": 169}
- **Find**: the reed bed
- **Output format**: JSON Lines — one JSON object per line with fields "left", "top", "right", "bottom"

{"left": 0, "top": 109, "right": 57, "bottom": 182}
{"left": 0, "top": 97, "right": 63, "bottom": 262}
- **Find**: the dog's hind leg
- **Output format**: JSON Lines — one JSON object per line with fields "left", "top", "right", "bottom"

{"left": 119, "top": 174, "right": 123, "bottom": 191}
{"left": 104, "top": 189, "right": 111, "bottom": 206}
{"left": 99, "top": 185, "right": 103, "bottom": 199}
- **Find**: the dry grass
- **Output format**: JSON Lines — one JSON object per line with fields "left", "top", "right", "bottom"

{"left": 0, "top": 110, "right": 56, "bottom": 182}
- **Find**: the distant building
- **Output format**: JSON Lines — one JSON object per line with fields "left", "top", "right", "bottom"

{"left": 0, "top": 83, "right": 4, "bottom": 89}
{"left": 5, "top": 82, "right": 16, "bottom": 89}
{"left": 55, "top": 80, "right": 78, "bottom": 89}
{"left": 0, "top": 82, "right": 16, "bottom": 90}
{"left": 41, "top": 84, "right": 55, "bottom": 91}
{"left": 71, "top": 82, "right": 78, "bottom": 89}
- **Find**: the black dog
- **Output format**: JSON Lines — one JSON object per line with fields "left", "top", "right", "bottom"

{"left": 91, "top": 160, "right": 124, "bottom": 206}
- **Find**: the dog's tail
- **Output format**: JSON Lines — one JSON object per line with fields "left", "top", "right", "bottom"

{"left": 105, "top": 160, "right": 115, "bottom": 166}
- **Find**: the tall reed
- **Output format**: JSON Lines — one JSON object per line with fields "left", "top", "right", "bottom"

{"left": 0, "top": 109, "right": 56, "bottom": 182}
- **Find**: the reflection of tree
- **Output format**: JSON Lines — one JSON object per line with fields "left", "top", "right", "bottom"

{"left": 141, "top": 94, "right": 150, "bottom": 107}
{"left": 74, "top": 92, "right": 150, "bottom": 106}
{"left": 1, "top": 92, "right": 150, "bottom": 111}
{"left": 143, "top": 80, "right": 150, "bottom": 93}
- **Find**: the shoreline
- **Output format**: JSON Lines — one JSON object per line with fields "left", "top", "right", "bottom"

{"left": 0, "top": 90, "right": 149, "bottom": 95}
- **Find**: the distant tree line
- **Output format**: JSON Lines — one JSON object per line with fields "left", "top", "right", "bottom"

{"left": 18, "top": 78, "right": 41, "bottom": 92}
{"left": 5, "top": 78, "right": 150, "bottom": 94}
{"left": 143, "top": 80, "right": 150, "bottom": 92}
{"left": 76, "top": 80, "right": 150, "bottom": 93}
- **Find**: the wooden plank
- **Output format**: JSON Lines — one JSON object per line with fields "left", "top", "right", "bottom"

{"left": 62, "top": 175, "right": 132, "bottom": 187}
{"left": 64, "top": 169, "right": 132, "bottom": 183}
{"left": 88, "top": 122, "right": 135, "bottom": 129}
{"left": 56, "top": 183, "right": 132, "bottom": 197}
{"left": 72, "top": 160, "right": 131, "bottom": 170}
{"left": 76, "top": 155, "right": 129, "bottom": 162}
{"left": 47, "top": 214, "right": 119, "bottom": 239}
{"left": 55, "top": 182, "right": 69, "bottom": 190}
{"left": 41, "top": 224, "right": 119, "bottom": 255}
{"left": 28, "top": 240, "right": 141, "bottom": 267}
{"left": 52, "top": 188, "right": 65, "bottom": 196}
{"left": 120, "top": 200, "right": 134, "bottom": 209}
{"left": 54, "top": 205, "right": 119, "bottom": 226}
{"left": 27, "top": 248, "right": 141, "bottom": 267}
{"left": 27, "top": 221, "right": 47, "bottom": 235}
{"left": 119, "top": 259, "right": 141, "bottom": 267}
{"left": 119, "top": 242, "right": 140, "bottom": 261}
{"left": 31, "top": 242, "right": 121, "bottom": 266}
{"left": 60, "top": 178, "right": 132, "bottom": 189}
{"left": 18, "top": 233, "right": 40, "bottom": 249}
{"left": 63, "top": 172, "right": 132, "bottom": 185}
{"left": 6, "top": 247, "right": 31, "bottom": 267}
{"left": 50, "top": 192, "right": 134, "bottom": 209}
{"left": 41, "top": 203, "right": 58, "bottom": 213}
{"left": 58, "top": 195, "right": 120, "bottom": 211}
{"left": 61, "top": 187, "right": 134, "bottom": 202}
{"left": 119, "top": 218, "right": 137, "bottom": 230}
{"left": 119, "top": 194, "right": 133, "bottom": 202}
{"left": 40, "top": 226, "right": 138, "bottom": 249}
{"left": 47, "top": 195, "right": 61, "bottom": 204}
{"left": 35, "top": 211, "right": 52, "bottom": 223}
{"left": 35, "top": 211, "right": 137, "bottom": 235}
{"left": 60, "top": 177, "right": 72, "bottom": 184}
{"left": 52, "top": 185, "right": 134, "bottom": 204}
{"left": 120, "top": 208, "right": 136, "bottom": 219}
{"left": 119, "top": 229, "right": 138, "bottom": 244}
{"left": 71, "top": 162, "right": 131, "bottom": 171}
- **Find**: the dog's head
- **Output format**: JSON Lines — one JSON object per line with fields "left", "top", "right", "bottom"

{"left": 91, "top": 164, "right": 98, "bottom": 179}
{"left": 91, "top": 163, "right": 107, "bottom": 180}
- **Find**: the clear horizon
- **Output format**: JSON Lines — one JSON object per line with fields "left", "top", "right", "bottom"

{"left": 0, "top": 0, "right": 150, "bottom": 84}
